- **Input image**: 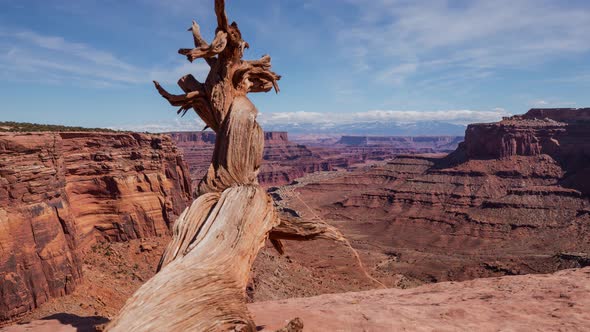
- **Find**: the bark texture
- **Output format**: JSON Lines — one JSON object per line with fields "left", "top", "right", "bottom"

{"left": 107, "top": 1, "right": 340, "bottom": 331}
{"left": 108, "top": 187, "right": 276, "bottom": 331}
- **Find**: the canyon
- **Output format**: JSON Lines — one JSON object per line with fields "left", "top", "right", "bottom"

{"left": 169, "top": 131, "right": 462, "bottom": 187}
{"left": 268, "top": 108, "right": 590, "bottom": 287}
{"left": 1, "top": 108, "right": 589, "bottom": 328}
{"left": 0, "top": 132, "right": 192, "bottom": 321}
{"left": 301, "top": 135, "right": 462, "bottom": 171}
{"left": 0, "top": 129, "right": 463, "bottom": 323}
{"left": 169, "top": 131, "right": 331, "bottom": 187}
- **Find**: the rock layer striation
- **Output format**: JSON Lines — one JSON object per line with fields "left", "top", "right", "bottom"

{"left": 171, "top": 131, "right": 463, "bottom": 187}
{"left": 0, "top": 132, "right": 191, "bottom": 321}
{"left": 277, "top": 109, "right": 590, "bottom": 284}
{"left": 169, "top": 131, "right": 332, "bottom": 187}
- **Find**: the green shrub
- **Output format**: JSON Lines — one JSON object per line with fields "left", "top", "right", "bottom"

{"left": 0, "top": 121, "right": 123, "bottom": 133}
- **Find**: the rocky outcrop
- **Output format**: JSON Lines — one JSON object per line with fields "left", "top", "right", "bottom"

{"left": 59, "top": 133, "right": 192, "bottom": 244}
{"left": 0, "top": 134, "right": 81, "bottom": 322}
{"left": 0, "top": 132, "right": 191, "bottom": 321}
{"left": 263, "top": 132, "right": 289, "bottom": 144}
{"left": 169, "top": 131, "right": 332, "bottom": 187}
{"left": 167, "top": 131, "right": 216, "bottom": 184}
{"left": 463, "top": 108, "right": 590, "bottom": 159}
{"left": 275, "top": 109, "right": 590, "bottom": 285}
{"left": 525, "top": 107, "right": 590, "bottom": 122}
{"left": 168, "top": 131, "right": 216, "bottom": 145}
{"left": 461, "top": 108, "right": 590, "bottom": 195}
{"left": 260, "top": 133, "right": 332, "bottom": 186}
{"left": 304, "top": 135, "right": 463, "bottom": 170}
{"left": 171, "top": 132, "right": 465, "bottom": 187}
{"left": 463, "top": 117, "right": 566, "bottom": 159}
{"left": 4, "top": 267, "right": 589, "bottom": 331}
{"left": 249, "top": 267, "right": 590, "bottom": 331}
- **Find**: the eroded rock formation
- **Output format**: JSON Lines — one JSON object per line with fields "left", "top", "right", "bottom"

{"left": 167, "top": 131, "right": 217, "bottom": 186}
{"left": 0, "top": 132, "right": 191, "bottom": 321}
{"left": 260, "top": 132, "right": 332, "bottom": 186}
{"left": 462, "top": 108, "right": 590, "bottom": 195}
{"left": 303, "top": 135, "right": 463, "bottom": 170}
{"left": 274, "top": 109, "right": 590, "bottom": 284}
{"left": 170, "top": 131, "right": 462, "bottom": 188}
{"left": 169, "top": 131, "right": 332, "bottom": 187}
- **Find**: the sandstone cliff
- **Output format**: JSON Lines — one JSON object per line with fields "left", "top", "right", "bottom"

{"left": 462, "top": 108, "right": 590, "bottom": 159}
{"left": 249, "top": 267, "right": 590, "bottom": 331}
{"left": 260, "top": 132, "right": 332, "bottom": 186}
{"left": 171, "top": 131, "right": 463, "bottom": 188}
{"left": 304, "top": 135, "right": 463, "bottom": 170}
{"left": 0, "top": 132, "right": 191, "bottom": 321}
{"left": 461, "top": 108, "right": 590, "bottom": 195}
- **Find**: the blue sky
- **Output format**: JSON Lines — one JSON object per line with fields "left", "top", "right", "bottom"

{"left": 1, "top": 0, "right": 589, "bottom": 132}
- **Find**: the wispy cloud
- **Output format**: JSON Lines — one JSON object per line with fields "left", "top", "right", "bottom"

{"left": 113, "top": 108, "right": 510, "bottom": 133}
{"left": 111, "top": 115, "right": 206, "bottom": 133}
{"left": 353, "top": 109, "right": 509, "bottom": 124}
{"left": 318, "top": 0, "right": 590, "bottom": 86}
{"left": 13, "top": 30, "right": 136, "bottom": 71}
{"left": 530, "top": 99, "right": 577, "bottom": 108}
{"left": 0, "top": 29, "right": 207, "bottom": 87}
{"left": 378, "top": 63, "right": 418, "bottom": 85}
{"left": 259, "top": 108, "right": 510, "bottom": 126}
{"left": 533, "top": 100, "right": 550, "bottom": 107}
{"left": 148, "top": 62, "right": 209, "bottom": 85}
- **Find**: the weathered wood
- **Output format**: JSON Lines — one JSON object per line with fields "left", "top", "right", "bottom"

{"left": 107, "top": 187, "right": 277, "bottom": 331}
{"left": 106, "top": 1, "right": 343, "bottom": 330}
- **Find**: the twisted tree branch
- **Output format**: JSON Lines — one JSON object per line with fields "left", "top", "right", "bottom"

{"left": 215, "top": 0, "right": 229, "bottom": 31}
{"left": 179, "top": 30, "right": 228, "bottom": 62}
{"left": 153, "top": 81, "right": 203, "bottom": 107}
{"left": 188, "top": 20, "right": 217, "bottom": 67}
{"left": 233, "top": 55, "right": 281, "bottom": 93}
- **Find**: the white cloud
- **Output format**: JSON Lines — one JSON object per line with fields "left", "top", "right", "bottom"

{"left": 114, "top": 108, "right": 511, "bottom": 133}
{"left": 323, "top": 0, "right": 590, "bottom": 85}
{"left": 354, "top": 109, "right": 509, "bottom": 124}
{"left": 111, "top": 115, "right": 206, "bottom": 133}
{"left": 532, "top": 100, "right": 550, "bottom": 106}
{"left": 13, "top": 30, "right": 136, "bottom": 71}
{"left": 0, "top": 29, "right": 207, "bottom": 87}
{"left": 258, "top": 108, "right": 509, "bottom": 127}
{"left": 530, "top": 100, "right": 577, "bottom": 108}
{"left": 259, "top": 111, "right": 327, "bottom": 125}
{"left": 378, "top": 63, "right": 418, "bottom": 85}
{"left": 148, "top": 61, "right": 209, "bottom": 85}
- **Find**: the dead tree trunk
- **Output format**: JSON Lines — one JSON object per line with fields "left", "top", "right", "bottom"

{"left": 106, "top": 1, "right": 345, "bottom": 331}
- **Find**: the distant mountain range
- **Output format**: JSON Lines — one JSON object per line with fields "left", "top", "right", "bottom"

{"left": 263, "top": 121, "right": 468, "bottom": 136}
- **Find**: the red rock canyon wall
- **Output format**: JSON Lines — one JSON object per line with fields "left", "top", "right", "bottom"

{"left": 0, "top": 132, "right": 192, "bottom": 321}
{"left": 169, "top": 131, "right": 332, "bottom": 187}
